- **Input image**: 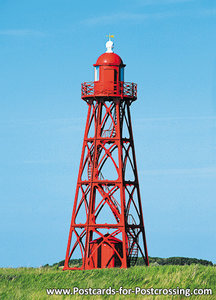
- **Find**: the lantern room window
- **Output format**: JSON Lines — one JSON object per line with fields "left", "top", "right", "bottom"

{"left": 119, "top": 67, "right": 124, "bottom": 81}
{"left": 94, "top": 66, "right": 99, "bottom": 81}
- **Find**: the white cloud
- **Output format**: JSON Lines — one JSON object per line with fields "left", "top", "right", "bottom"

{"left": 0, "top": 29, "right": 46, "bottom": 37}
{"left": 198, "top": 8, "right": 216, "bottom": 17}
{"left": 23, "top": 160, "right": 55, "bottom": 164}
{"left": 81, "top": 5, "right": 216, "bottom": 26}
{"left": 81, "top": 11, "right": 178, "bottom": 26}
{"left": 136, "top": 115, "right": 216, "bottom": 122}
{"left": 0, "top": 117, "right": 85, "bottom": 127}
{"left": 138, "top": 0, "right": 195, "bottom": 5}
{"left": 141, "top": 167, "right": 216, "bottom": 176}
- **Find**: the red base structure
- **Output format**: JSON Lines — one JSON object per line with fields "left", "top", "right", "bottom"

{"left": 64, "top": 39, "right": 149, "bottom": 270}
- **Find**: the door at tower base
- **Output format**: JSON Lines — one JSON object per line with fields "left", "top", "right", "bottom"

{"left": 89, "top": 234, "right": 123, "bottom": 268}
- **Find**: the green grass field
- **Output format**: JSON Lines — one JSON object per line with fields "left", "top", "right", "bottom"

{"left": 0, "top": 264, "right": 215, "bottom": 299}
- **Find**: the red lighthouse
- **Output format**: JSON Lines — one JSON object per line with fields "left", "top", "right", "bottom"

{"left": 64, "top": 38, "right": 149, "bottom": 270}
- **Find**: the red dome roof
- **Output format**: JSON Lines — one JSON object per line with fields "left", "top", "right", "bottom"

{"left": 94, "top": 52, "right": 125, "bottom": 67}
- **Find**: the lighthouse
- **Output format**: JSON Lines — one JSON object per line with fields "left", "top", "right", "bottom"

{"left": 64, "top": 38, "right": 149, "bottom": 270}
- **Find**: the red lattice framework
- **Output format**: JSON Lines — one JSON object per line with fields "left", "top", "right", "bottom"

{"left": 64, "top": 98, "right": 149, "bottom": 270}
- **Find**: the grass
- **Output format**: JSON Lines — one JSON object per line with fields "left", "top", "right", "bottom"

{"left": 0, "top": 264, "right": 215, "bottom": 299}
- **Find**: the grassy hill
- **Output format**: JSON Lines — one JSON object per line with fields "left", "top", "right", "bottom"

{"left": 0, "top": 263, "right": 215, "bottom": 299}
{"left": 50, "top": 256, "right": 214, "bottom": 268}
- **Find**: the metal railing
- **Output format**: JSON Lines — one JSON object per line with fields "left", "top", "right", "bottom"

{"left": 81, "top": 81, "right": 137, "bottom": 98}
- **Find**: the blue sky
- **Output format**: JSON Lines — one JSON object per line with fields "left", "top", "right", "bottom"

{"left": 0, "top": 0, "right": 216, "bottom": 267}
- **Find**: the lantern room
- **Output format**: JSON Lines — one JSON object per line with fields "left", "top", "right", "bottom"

{"left": 93, "top": 40, "right": 125, "bottom": 84}
{"left": 81, "top": 39, "right": 137, "bottom": 100}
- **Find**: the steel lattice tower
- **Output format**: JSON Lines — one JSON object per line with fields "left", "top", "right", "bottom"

{"left": 64, "top": 39, "right": 149, "bottom": 270}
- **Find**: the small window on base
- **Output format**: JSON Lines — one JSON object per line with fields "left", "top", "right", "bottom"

{"left": 94, "top": 66, "right": 99, "bottom": 81}
{"left": 119, "top": 67, "right": 124, "bottom": 81}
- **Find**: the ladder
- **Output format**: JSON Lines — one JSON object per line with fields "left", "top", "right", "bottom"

{"left": 127, "top": 214, "right": 139, "bottom": 267}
